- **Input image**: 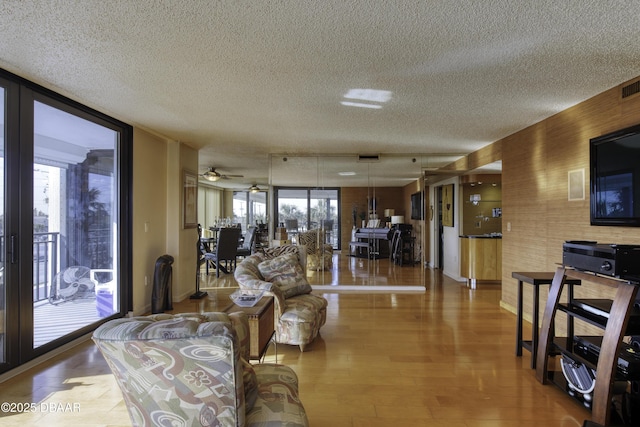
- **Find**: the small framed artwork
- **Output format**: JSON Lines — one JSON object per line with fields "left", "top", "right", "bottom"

{"left": 183, "top": 170, "right": 198, "bottom": 229}
{"left": 442, "top": 184, "right": 454, "bottom": 227}
{"left": 568, "top": 168, "right": 585, "bottom": 201}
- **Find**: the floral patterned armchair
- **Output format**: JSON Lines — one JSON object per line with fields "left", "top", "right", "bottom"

{"left": 234, "top": 245, "right": 327, "bottom": 351}
{"left": 92, "top": 311, "right": 308, "bottom": 427}
{"left": 297, "top": 229, "right": 333, "bottom": 271}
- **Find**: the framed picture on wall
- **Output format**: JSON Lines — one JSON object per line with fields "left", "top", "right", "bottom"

{"left": 183, "top": 170, "right": 198, "bottom": 229}
{"left": 568, "top": 168, "right": 585, "bottom": 201}
{"left": 442, "top": 184, "right": 454, "bottom": 227}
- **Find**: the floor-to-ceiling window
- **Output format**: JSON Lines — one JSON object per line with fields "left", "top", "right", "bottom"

{"left": 32, "top": 101, "right": 120, "bottom": 348}
{"left": 0, "top": 69, "right": 131, "bottom": 374}
{"left": 233, "top": 190, "right": 267, "bottom": 231}
{"left": 275, "top": 187, "right": 340, "bottom": 249}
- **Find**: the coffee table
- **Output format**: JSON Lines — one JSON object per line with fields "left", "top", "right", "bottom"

{"left": 225, "top": 295, "right": 276, "bottom": 362}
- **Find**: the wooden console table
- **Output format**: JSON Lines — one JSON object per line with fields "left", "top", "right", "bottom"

{"left": 225, "top": 296, "right": 276, "bottom": 362}
{"left": 535, "top": 267, "right": 639, "bottom": 426}
{"left": 512, "top": 271, "right": 581, "bottom": 369}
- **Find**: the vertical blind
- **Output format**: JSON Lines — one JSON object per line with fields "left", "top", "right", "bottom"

{"left": 198, "top": 186, "right": 223, "bottom": 228}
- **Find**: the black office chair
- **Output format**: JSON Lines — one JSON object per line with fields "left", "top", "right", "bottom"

{"left": 236, "top": 226, "right": 257, "bottom": 258}
{"left": 200, "top": 227, "right": 241, "bottom": 277}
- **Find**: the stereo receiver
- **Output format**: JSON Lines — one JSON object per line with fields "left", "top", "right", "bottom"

{"left": 562, "top": 241, "right": 640, "bottom": 282}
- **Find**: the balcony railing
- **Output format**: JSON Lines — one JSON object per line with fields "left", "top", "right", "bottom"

{"left": 32, "top": 229, "right": 112, "bottom": 303}
{"left": 33, "top": 232, "right": 59, "bottom": 302}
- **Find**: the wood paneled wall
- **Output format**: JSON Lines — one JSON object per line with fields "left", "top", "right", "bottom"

{"left": 500, "top": 76, "right": 640, "bottom": 335}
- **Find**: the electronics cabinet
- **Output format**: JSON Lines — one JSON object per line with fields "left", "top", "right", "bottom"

{"left": 535, "top": 267, "right": 640, "bottom": 426}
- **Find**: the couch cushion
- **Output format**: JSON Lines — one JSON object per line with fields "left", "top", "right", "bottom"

{"left": 280, "top": 294, "right": 328, "bottom": 323}
{"left": 247, "top": 364, "right": 308, "bottom": 427}
{"left": 258, "top": 253, "right": 312, "bottom": 298}
{"left": 241, "top": 358, "right": 259, "bottom": 412}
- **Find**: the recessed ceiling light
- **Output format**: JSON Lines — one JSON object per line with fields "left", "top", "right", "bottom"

{"left": 341, "top": 88, "right": 392, "bottom": 109}
{"left": 338, "top": 171, "right": 356, "bottom": 176}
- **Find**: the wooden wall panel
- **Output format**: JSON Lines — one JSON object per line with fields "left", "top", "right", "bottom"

{"left": 500, "top": 75, "right": 640, "bottom": 336}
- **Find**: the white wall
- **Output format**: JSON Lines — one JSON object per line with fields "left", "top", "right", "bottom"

{"left": 132, "top": 128, "right": 168, "bottom": 314}
{"left": 132, "top": 129, "right": 199, "bottom": 314}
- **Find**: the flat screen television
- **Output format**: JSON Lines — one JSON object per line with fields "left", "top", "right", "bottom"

{"left": 410, "top": 191, "right": 422, "bottom": 220}
{"left": 590, "top": 123, "right": 640, "bottom": 226}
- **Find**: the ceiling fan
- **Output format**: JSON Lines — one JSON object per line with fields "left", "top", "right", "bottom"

{"left": 201, "top": 167, "right": 244, "bottom": 182}
{"left": 248, "top": 184, "right": 266, "bottom": 193}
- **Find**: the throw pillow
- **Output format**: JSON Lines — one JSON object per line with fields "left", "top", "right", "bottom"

{"left": 258, "top": 253, "right": 312, "bottom": 298}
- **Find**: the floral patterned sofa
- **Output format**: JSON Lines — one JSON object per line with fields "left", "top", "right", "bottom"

{"left": 92, "top": 311, "right": 308, "bottom": 427}
{"left": 234, "top": 245, "right": 327, "bottom": 351}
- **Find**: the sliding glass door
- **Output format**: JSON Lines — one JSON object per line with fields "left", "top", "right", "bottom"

{"left": 275, "top": 188, "right": 339, "bottom": 249}
{"left": 32, "top": 100, "right": 120, "bottom": 348}
{"left": 0, "top": 70, "right": 131, "bottom": 374}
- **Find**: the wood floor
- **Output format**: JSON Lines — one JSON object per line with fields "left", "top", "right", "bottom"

{"left": 0, "top": 254, "right": 591, "bottom": 426}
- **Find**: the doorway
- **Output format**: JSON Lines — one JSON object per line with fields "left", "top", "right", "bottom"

{"left": 437, "top": 185, "right": 444, "bottom": 270}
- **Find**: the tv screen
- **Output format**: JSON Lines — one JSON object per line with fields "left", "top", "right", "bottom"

{"left": 411, "top": 192, "right": 422, "bottom": 220}
{"left": 590, "top": 123, "right": 640, "bottom": 226}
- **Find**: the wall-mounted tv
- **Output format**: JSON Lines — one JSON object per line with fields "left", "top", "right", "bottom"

{"left": 410, "top": 191, "right": 423, "bottom": 220}
{"left": 590, "top": 123, "right": 640, "bottom": 226}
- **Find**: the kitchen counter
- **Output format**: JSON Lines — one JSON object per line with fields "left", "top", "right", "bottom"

{"left": 460, "top": 236, "right": 502, "bottom": 288}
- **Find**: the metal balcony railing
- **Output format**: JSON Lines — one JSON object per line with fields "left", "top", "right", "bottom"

{"left": 33, "top": 232, "right": 59, "bottom": 302}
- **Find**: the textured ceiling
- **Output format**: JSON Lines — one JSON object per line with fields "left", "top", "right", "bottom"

{"left": 1, "top": 1, "right": 639, "bottom": 188}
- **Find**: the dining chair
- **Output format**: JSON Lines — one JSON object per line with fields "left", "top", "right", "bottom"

{"left": 236, "top": 226, "right": 257, "bottom": 258}
{"left": 285, "top": 219, "right": 299, "bottom": 243}
{"left": 200, "top": 227, "right": 242, "bottom": 277}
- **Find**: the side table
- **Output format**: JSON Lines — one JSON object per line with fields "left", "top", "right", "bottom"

{"left": 225, "top": 295, "right": 277, "bottom": 362}
{"left": 512, "top": 272, "right": 581, "bottom": 369}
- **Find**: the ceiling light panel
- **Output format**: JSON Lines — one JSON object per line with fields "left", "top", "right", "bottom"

{"left": 341, "top": 88, "right": 392, "bottom": 109}
{"left": 344, "top": 89, "right": 392, "bottom": 103}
